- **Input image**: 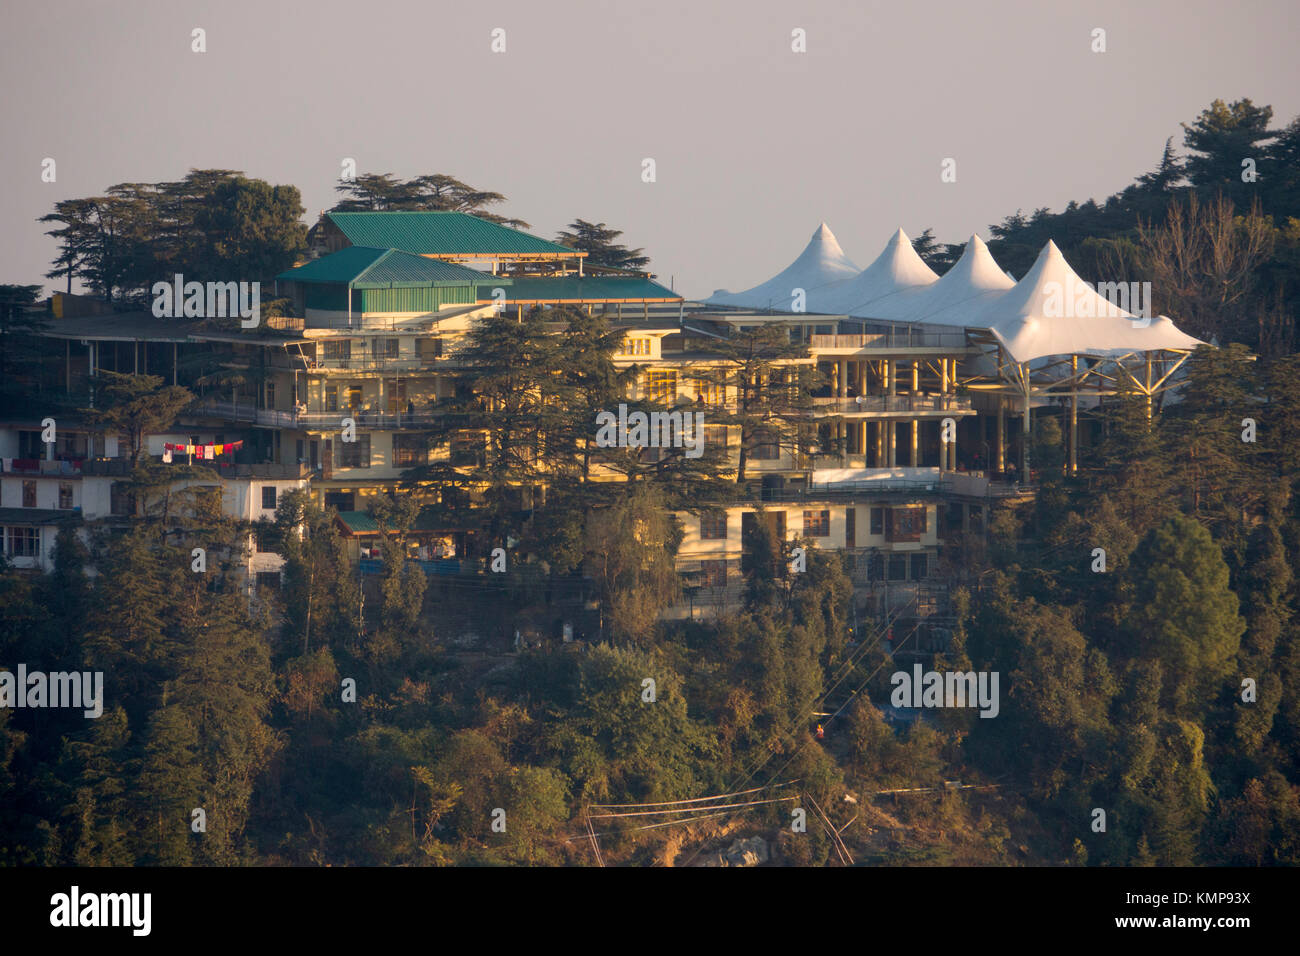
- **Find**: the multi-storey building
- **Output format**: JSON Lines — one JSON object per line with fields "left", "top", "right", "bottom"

{"left": 3, "top": 212, "right": 1203, "bottom": 625}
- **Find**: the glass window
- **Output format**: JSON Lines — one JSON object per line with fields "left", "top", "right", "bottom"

{"left": 261, "top": 486, "right": 277, "bottom": 510}
{"left": 693, "top": 379, "right": 725, "bottom": 405}
{"left": 910, "top": 553, "right": 928, "bottom": 581}
{"left": 393, "top": 433, "right": 427, "bottom": 467}
{"left": 7, "top": 527, "right": 38, "bottom": 557}
{"left": 338, "top": 434, "right": 371, "bottom": 468}
{"left": 58, "top": 483, "right": 73, "bottom": 509}
{"left": 701, "top": 559, "right": 727, "bottom": 588}
{"left": 324, "top": 386, "right": 339, "bottom": 413}
{"left": 324, "top": 340, "right": 351, "bottom": 361}
{"left": 643, "top": 370, "right": 677, "bottom": 405}
{"left": 700, "top": 512, "right": 728, "bottom": 540}
{"left": 22, "top": 481, "right": 36, "bottom": 508}
{"left": 888, "top": 554, "right": 908, "bottom": 581}
{"left": 110, "top": 482, "right": 134, "bottom": 516}
{"left": 870, "top": 507, "right": 884, "bottom": 535}
{"left": 803, "top": 509, "right": 830, "bottom": 537}
{"left": 752, "top": 428, "right": 779, "bottom": 460}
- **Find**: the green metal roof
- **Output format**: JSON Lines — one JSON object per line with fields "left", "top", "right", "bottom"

{"left": 277, "top": 247, "right": 505, "bottom": 288}
{"left": 480, "top": 276, "right": 682, "bottom": 303}
{"left": 327, "top": 212, "right": 578, "bottom": 258}
{"left": 335, "top": 509, "right": 453, "bottom": 535}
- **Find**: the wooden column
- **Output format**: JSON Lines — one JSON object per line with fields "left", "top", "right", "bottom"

{"left": 910, "top": 419, "right": 919, "bottom": 467}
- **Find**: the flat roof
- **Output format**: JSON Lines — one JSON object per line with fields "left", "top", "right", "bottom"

{"left": 36, "top": 312, "right": 307, "bottom": 345}
{"left": 0, "top": 507, "right": 77, "bottom": 525}
{"left": 479, "top": 276, "right": 681, "bottom": 304}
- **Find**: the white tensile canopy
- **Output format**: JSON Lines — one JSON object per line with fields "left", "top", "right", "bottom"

{"left": 707, "top": 226, "right": 1204, "bottom": 362}
{"left": 706, "top": 222, "right": 859, "bottom": 310}
{"left": 818, "top": 227, "right": 939, "bottom": 317}
{"left": 970, "top": 241, "right": 1203, "bottom": 363}
{"left": 887, "top": 233, "right": 1015, "bottom": 327}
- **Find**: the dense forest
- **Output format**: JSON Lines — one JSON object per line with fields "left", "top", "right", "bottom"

{"left": 2, "top": 96, "right": 1300, "bottom": 866}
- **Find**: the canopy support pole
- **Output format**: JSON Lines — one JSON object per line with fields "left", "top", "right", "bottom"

{"left": 1069, "top": 355, "right": 1078, "bottom": 475}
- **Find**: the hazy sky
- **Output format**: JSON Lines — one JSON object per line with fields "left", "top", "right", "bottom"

{"left": 2, "top": 0, "right": 1297, "bottom": 300}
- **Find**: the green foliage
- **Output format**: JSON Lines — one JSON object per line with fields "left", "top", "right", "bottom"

{"left": 556, "top": 220, "right": 650, "bottom": 271}
{"left": 1125, "top": 515, "right": 1245, "bottom": 715}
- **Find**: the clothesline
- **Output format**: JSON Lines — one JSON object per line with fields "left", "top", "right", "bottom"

{"left": 163, "top": 440, "right": 244, "bottom": 461}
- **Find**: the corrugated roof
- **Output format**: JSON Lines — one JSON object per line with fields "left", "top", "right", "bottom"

{"left": 327, "top": 212, "right": 578, "bottom": 258}
{"left": 277, "top": 247, "right": 504, "bottom": 288}
{"left": 481, "top": 276, "right": 682, "bottom": 303}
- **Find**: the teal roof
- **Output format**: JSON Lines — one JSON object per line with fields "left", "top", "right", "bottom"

{"left": 335, "top": 509, "right": 452, "bottom": 535}
{"left": 327, "top": 212, "right": 577, "bottom": 258}
{"left": 481, "top": 276, "right": 682, "bottom": 303}
{"left": 277, "top": 247, "right": 506, "bottom": 288}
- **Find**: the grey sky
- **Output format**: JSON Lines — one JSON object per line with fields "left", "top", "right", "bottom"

{"left": 2, "top": 0, "right": 1297, "bottom": 300}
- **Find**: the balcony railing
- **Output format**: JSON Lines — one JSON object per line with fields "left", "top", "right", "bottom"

{"left": 745, "top": 474, "right": 1026, "bottom": 501}
{"left": 188, "top": 400, "right": 453, "bottom": 430}
{"left": 2, "top": 458, "right": 83, "bottom": 476}
{"left": 810, "top": 394, "right": 973, "bottom": 414}
{"left": 810, "top": 328, "right": 970, "bottom": 350}
{"left": 308, "top": 356, "right": 429, "bottom": 373}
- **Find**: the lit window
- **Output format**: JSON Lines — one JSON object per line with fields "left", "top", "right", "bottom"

{"left": 643, "top": 370, "right": 676, "bottom": 405}
{"left": 803, "top": 510, "right": 830, "bottom": 537}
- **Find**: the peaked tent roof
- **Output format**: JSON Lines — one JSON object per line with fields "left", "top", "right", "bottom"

{"left": 971, "top": 241, "right": 1203, "bottom": 362}
{"left": 896, "top": 234, "right": 1016, "bottom": 327}
{"left": 326, "top": 211, "right": 577, "bottom": 258}
{"left": 277, "top": 247, "right": 505, "bottom": 288}
{"left": 705, "top": 222, "right": 859, "bottom": 310}
{"left": 818, "top": 228, "right": 939, "bottom": 317}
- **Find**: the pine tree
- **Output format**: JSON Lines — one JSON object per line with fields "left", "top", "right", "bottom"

{"left": 1125, "top": 515, "right": 1245, "bottom": 716}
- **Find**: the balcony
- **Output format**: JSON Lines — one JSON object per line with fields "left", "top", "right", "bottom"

{"left": 743, "top": 472, "right": 1026, "bottom": 502}
{"left": 307, "top": 356, "right": 430, "bottom": 373}
{"left": 809, "top": 329, "right": 970, "bottom": 351}
{"left": 189, "top": 400, "right": 455, "bottom": 430}
{"left": 1, "top": 458, "right": 83, "bottom": 476}
{"left": 810, "top": 394, "right": 973, "bottom": 415}
{"left": 79, "top": 456, "right": 310, "bottom": 479}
